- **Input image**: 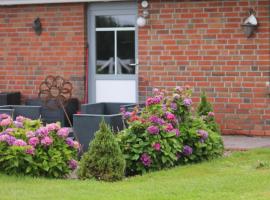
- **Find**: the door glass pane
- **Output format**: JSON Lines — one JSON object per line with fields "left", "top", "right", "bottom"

{"left": 96, "top": 31, "right": 115, "bottom": 74}
{"left": 117, "top": 31, "right": 135, "bottom": 74}
{"left": 96, "top": 15, "right": 135, "bottom": 28}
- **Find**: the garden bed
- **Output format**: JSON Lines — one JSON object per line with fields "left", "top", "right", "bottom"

{"left": 1, "top": 148, "right": 270, "bottom": 200}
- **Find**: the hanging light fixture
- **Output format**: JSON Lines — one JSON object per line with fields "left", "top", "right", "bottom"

{"left": 241, "top": 8, "right": 258, "bottom": 38}
{"left": 137, "top": 0, "right": 149, "bottom": 27}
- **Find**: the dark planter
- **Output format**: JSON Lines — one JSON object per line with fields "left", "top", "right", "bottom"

{"left": 26, "top": 98, "right": 80, "bottom": 127}
{"left": 0, "top": 92, "right": 21, "bottom": 106}
{"left": 0, "top": 105, "right": 41, "bottom": 120}
{"left": 73, "top": 102, "right": 135, "bottom": 152}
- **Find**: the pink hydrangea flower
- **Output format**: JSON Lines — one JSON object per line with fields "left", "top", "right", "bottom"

{"left": 57, "top": 128, "right": 69, "bottom": 138}
{"left": 46, "top": 123, "right": 61, "bottom": 132}
{"left": 175, "top": 86, "right": 183, "bottom": 92}
{"left": 166, "top": 112, "right": 176, "bottom": 121}
{"left": 13, "top": 139, "right": 27, "bottom": 147}
{"left": 36, "top": 127, "right": 49, "bottom": 137}
{"left": 26, "top": 131, "right": 35, "bottom": 138}
{"left": 0, "top": 117, "right": 12, "bottom": 127}
{"left": 14, "top": 121, "right": 24, "bottom": 128}
{"left": 25, "top": 146, "right": 35, "bottom": 155}
{"left": 152, "top": 143, "right": 161, "bottom": 151}
{"left": 73, "top": 141, "right": 80, "bottom": 150}
{"left": 0, "top": 113, "right": 9, "bottom": 119}
{"left": 28, "top": 137, "right": 39, "bottom": 147}
{"left": 165, "top": 123, "right": 174, "bottom": 132}
{"left": 41, "top": 136, "right": 53, "bottom": 146}
{"left": 208, "top": 112, "right": 215, "bottom": 117}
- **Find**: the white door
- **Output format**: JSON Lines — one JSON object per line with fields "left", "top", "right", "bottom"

{"left": 88, "top": 2, "right": 138, "bottom": 103}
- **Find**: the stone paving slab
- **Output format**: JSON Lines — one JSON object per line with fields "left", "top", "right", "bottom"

{"left": 223, "top": 135, "right": 270, "bottom": 150}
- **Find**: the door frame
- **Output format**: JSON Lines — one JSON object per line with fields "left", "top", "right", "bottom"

{"left": 87, "top": 2, "right": 138, "bottom": 103}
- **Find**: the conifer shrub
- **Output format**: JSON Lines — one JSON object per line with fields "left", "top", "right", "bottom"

{"left": 197, "top": 92, "right": 220, "bottom": 133}
{"left": 78, "top": 120, "right": 125, "bottom": 182}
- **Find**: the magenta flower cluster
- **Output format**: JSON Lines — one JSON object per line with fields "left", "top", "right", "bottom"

{"left": 145, "top": 95, "right": 162, "bottom": 106}
{"left": 183, "top": 98, "right": 192, "bottom": 107}
{"left": 147, "top": 126, "right": 159, "bottom": 135}
{"left": 183, "top": 145, "right": 193, "bottom": 156}
{"left": 140, "top": 153, "right": 152, "bottom": 167}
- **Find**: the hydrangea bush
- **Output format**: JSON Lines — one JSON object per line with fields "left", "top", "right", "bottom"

{"left": 118, "top": 86, "right": 223, "bottom": 175}
{"left": 0, "top": 114, "right": 79, "bottom": 178}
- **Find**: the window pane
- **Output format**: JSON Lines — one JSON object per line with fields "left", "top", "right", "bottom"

{"left": 96, "top": 31, "right": 115, "bottom": 74}
{"left": 96, "top": 15, "right": 135, "bottom": 28}
{"left": 117, "top": 31, "right": 135, "bottom": 74}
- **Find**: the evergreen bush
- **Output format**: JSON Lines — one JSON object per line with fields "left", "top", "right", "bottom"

{"left": 78, "top": 119, "right": 125, "bottom": 182}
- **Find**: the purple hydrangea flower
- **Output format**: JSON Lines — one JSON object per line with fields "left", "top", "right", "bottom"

{"left": 183, "top": 98, "right": 192, "bottom": 107}
{"left": 183, "top": 145, "right": 193, "bottom": 156}
{"left": 36, "top": 127, "right": 49, "bottom": 137}
{"left": 170, "top": 103, "right": 177, "bottom": 111}
{"left": 68, "top": 159, "right": 78, "bottom": 170}
{"left": 66, "top": 138, "right": 74, "bottom": 147}
{"left": 140, "top": 153, "right": 152, "bottom": 167}
{"left": 172, "top": 129, "right": 180, "bottom": 137}
{"left": 147, "top": 126, "right": 159, "bottom": 135}
{"left": 149, "top": 115, "right": 165, "bottom": 125}
{"left": 41, "top": 136, "right": 53, "bottom": 146}
{"left": 57, "top": 128, "right": 69, "bottom": 138}
{"left": 5, "top": 128, "right": 14, "bottom": 133}
{"left": 14, "top": 121, "right": 24, "bottom": 128}
{"left": 13, "top": 139, "right": 27, "bottom": 147}
{"left": 15, "top": 116, "right": 26, "bottom": 123}
{"left": 197, "top": 129, "right": 208, "bottom": 141}
{"left": 175, "top": 86, "right": 184, "bottom": 92}
{"left": 173, "top": 93, "right": 180, "bottom": 100}
{"left": 28, "top": 137, "right": 39, "bottom": 147}
{"left": 162, "top": 104, "right": 167, "bottom": 112}
{"left": 6, "top": 135, "right": 16, "bottom": 145}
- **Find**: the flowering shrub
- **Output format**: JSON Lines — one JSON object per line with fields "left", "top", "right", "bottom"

{"left": 118, "top": 86, "right": 223, "bottom": 175}
{"left": 118, "top": 90, "right": 183, "bottom": 175}
{"left": 0, "top": 114, "right": 79, "bottom": 178}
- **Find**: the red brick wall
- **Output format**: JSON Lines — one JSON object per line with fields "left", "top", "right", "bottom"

{"left": 0, "top": 1, "right": 269, "bottom": 136}
{"left": 138, "top": 0, "right": 270, "bottom": 135}
{"left": 0, "top": 3, "right": 86, "bottom": 101}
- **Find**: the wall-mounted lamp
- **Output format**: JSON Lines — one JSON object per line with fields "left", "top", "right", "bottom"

{"left": 32, "top": 17, "right": 42, "bottom": 36}
{"left": 137, "top": 0, "right": 149, "bottom": 27}
{"left": 241, "top": 9, "right": 258, "bottom": 38}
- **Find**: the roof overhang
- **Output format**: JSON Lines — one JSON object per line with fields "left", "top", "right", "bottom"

{"left": 0, "top": 0, "right": 127, "bottom": 6}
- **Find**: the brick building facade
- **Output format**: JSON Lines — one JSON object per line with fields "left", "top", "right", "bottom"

{"left": 0, "top": 0, "right": 269, "bottom": 135}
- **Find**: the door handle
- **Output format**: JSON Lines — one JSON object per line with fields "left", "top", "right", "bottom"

{"left": 129, "top": 63, "right": 139, "bottom": 66}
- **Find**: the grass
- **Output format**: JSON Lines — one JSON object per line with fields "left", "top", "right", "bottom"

{"left": 1, "top": 148, "right": 270, "bottom": 200}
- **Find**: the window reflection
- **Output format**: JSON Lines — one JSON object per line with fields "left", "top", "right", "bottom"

{"left": 96, "top": 15, "right": 135, "bottom": 28}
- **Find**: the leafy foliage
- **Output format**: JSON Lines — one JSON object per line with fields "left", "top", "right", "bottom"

{"left": 118, "top": 87, "right": 224, "bottom": 175}
{"left": 78, "top": 120, "right": 125, "bottom": 182}
{"left": 0, "top": 114, "right": 79, "bottom": 178}
{"left": 197, "top": 92, "right": 220, "bottom": 133}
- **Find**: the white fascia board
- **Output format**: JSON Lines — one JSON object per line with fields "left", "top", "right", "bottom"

{"left": 0, "top": 0, "right": 127, "bottom": 6}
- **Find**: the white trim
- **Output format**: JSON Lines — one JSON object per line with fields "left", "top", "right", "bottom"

{"left": 0, "top": 0, "right": 127, "bottom": 6}
{"left": 96, "top": 27, "right": 136, "bottom": 31}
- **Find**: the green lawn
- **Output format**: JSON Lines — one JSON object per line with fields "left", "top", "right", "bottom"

{"left": 1, "top": 148, "right": 270, "bottom": 200}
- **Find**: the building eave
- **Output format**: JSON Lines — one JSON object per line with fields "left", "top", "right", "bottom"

{"left": 0, "top": 0, "right": 128, "bottom": 6}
